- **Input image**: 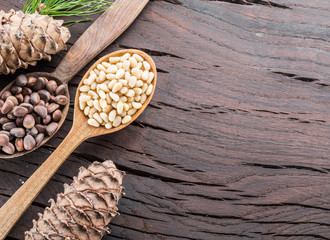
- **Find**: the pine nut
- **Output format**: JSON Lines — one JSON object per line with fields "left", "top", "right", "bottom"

{"left": 136, "top": 80, "right": 144, "bottom": 87}
{"left": 111, "top": 102, "right": 117, "bottom": 109}
{"left": 128, "top": 108, "right": 137, "bottom": 115}
{"left": 93, "top": 100, "right": 101, "bottom": 111}
{"left": 129, "top": 57, "right": 138, "bottom": 67}
{"left": 109, "top": 110, "right": 116, "bottom": 122}
{"left": 122, "top": 115, "right": 132, "bottom": 124}
{"left": 132, "top": 102, "right": 142, "bottom": 109}
{"left": 133, "top": 54, "right": 143, "bottom": 62}
{"left": 126, "top": 89, "right": 135, "bottom": 98}
{"left": 120, "top": 96, "right": 127, "bottom": 103}
{"left": 125, "top": 71, "right": 131, "bottom": 80}
{"left": 132, "top": 68, "right": 141, "bottom": 79}
{"left": 79, "top": 101, "right": 86, "bottom": 110}
{"left": 107, "top": 65, "right": 118, "bottom": 73}
{"left": 120, "top": 87, "right": 128, "bottom": 94}
{"left": 108, "top": 79, "right": 117, "bottom": 90}
{"left": 87, "top": 99, "right": 93, "bottom": 106}
{"left": 79, "top": 95, "right": 91, "bottom": 102}
{"left": 134, "top": 95, "right": 141, "bottom": 102}
{"left": 143, "top": 61, "right": 151, "bottom": 71}
{"left": 100, "top": 99, "right": 107, "bottom": 109}
{"left": 105, "top": 122, "right": 112, "bottom": 129}
{"left": 129, "top": 76, "right": 137, "bottom": 88}
{"left": 142, "top": 70, "right": 149, "bottom": 81}
{"left": 109, "top": 57, "right": 120, "bottom": 63}
{"left": 99, "top": 90, "right": 107, "bottom": 99}
{"left": 137, "top": 62, "right": 142, "bottom": 70}
{"left": 134, "top": 88, "right": 143, "bottom": 95}
{"left": 80, "top": 85, "right": 90, "bottom": 92}
{"left": 88, "top": 90, "right": 98, "bottom": 99}
{"left": 123, "top": 60, "right": 130, "bottom": 70}
{"left": 142, "top": 83, "right": 148, "bottom": 93}
{"left": 112, "top": 82, "right": 123, "bottom": 93}
{"left": 119, "top": 79, "right": 127, "bottom": 86}
{"left": 106, "top": 73, "right": 116, "bottom": 80}
{"left": 84, "top": 106, "right": 90, "bottom": 116}
{"left": 146, "top": 84, "right": 153, "bottom": 95}
{"left": 147, "top": 72, "right": 154, "bottom": 84}
{"left": 103, "top": 105, "right": 112, "bottom": 113}
{"left": 116, "top": 62, "right": 123, "bottom": 69}
{"left": 124, "top": 103, "right": 130, "bottom": 111}
{"left": 117, "top": 101, "right": 124, "bottom": 114}
{"left": 97, "top": 64, "right": 106, "bottom": 72}
{"left": 113, "top": 116, "right": 122, "bottom": 127}
{"left": 116, "top": 69, "right": 125, "bottom": 79}
{"left": 141, "top": 94, "right": 147, "bottom": 104}
{"left": 99, "top": 83, "right": 109, "bottom": 92}
{"left": 93, "top": 113, "right": 103, "bottom": 124}
{"left": 88, "top": 118, "right": 100, "bottom": 127}
{"left": 99, "top": 71, "right": 106, "bottom": 82}
{"left": 121, "top": 53, "right": 131, "bottom": 61}
{"left": 101, "top": 62, "right": 110, "bottom": 68}
{"left": 127, "top": 97, "right": 134, "bottom": 103}
{"left": 109, "top": 92, "right": 119, "bottom": 102}
{"left": 94, "top": 69, "right": 100, "bottom": 76}
{"left": 91, "top": 82, "right": 97, "bottom": 90}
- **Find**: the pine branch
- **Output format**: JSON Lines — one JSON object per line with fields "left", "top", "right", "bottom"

{"left": 23, "top": 0, "right": 116, "bottom": 26}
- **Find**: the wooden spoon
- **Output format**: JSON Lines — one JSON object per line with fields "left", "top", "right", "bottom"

{"left": 0, "top": 48, "right": 156, "bottom": 238}
{"left": 0, "top": 0, "right": 149, "bottom": 158}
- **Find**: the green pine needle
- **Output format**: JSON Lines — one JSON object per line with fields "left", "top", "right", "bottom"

{"left": 23, "top": 0, "right": 115, "bottom": 26}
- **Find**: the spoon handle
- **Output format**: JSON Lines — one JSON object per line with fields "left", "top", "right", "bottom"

{"left": 0, "top": 127, "right": 86, "bottom": 239}
{"left": 52, "top": 0, "right": 149, "bottom": 84}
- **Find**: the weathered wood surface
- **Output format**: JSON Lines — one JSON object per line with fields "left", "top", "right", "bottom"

{"left": 0, "top": 0, "right": 329, "bottom": 239}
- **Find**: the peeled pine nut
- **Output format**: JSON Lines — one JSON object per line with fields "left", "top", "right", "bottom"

{"left": 113, "top": 116, "right": 122, "bottom": 127}
{"left": 122, "top": 115, "right": 132, "bottom": 124}
{"left": 132, "top": 102, "right": 142, "bottom": 109}
{"left": 109, "top": 110, "right": 116, "bottom": 122}
{"left": 88, "top": 118, "right": 100, "bottom": 127}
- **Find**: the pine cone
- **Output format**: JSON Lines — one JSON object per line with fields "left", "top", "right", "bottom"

{"left": 0, "top": 9, "right": 71, "bottom": 75}
{"left": 25, "top": 160, "right": 125, "bottom": 240}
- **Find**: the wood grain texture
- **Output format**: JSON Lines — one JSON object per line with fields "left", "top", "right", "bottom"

{"left": 0, "top": 0, "right": 329, "bottom": 239}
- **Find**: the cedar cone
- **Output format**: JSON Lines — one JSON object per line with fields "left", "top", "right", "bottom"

{"left": 25, "top": 160, "right": 125, "bottom": 240}
{"left": 0, "top": 9, "right": 70, "bottom": 75}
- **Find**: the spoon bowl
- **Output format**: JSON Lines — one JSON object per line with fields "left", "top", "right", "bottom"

{"left": 73, "top": 49, "right": 157, "bottom": 139}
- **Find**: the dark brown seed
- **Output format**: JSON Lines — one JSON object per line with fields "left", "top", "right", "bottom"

{"left": 0, "top": 100, "right": 4, "bottom": 109}
{"left": 43, "top": 115, "right": 52, "bottom": 124}
{"left": 24, "top": 95, "right": 30, "bottom": 103}
{"left": 13, "top": 106, "right": 28, "bottom": 117}
{"left": 16, "top": 117, "right": 23, "bottom": 127}
{"left": 55, "top": 85, "right": 66, "bottom": 96}
{"left": 37, "top": 100, "right": 46, "bottom": 107}
{"left": 15, "top": 94, "right": 24, "bottom": 104}
{"left": 23, "top": 114, "right": 35, "bottom": 129}
{"left": 0, "top": 131, "right": 10, "bottom": 137}
{"left": 35, "top": 124, "right": 47, "bottom": 134}
{"left": 2, "top": 122, "right": 16, "bottom": 131}
{"left": 38, "top": 89, "right": 51, "bottom": 102}
{"left": 30, "top": 92, "right": 40, "bottom": 105}
{"left": 52, "top": 110, "right": 62, "bottom": 122}
{"left": 10, "top": 128, "right": 25, "bottom": 138}
{"left": 2, "top": 142, "right": 15, "bottom": 154}
{"left": 32, "top": 113, "right": 41, "bottom": 124}
{"left": 46, "top": 122, "right": 58, "bottom": 136}
{"left": 24, "top": 135, "right": 36, "bottom": 151}
{"left": 54, "top": 95, "right": 68, "bottom": 105}
{"left": 1, "top": 99, "right": 15, "bottom": 114}
{"left": 0, "top": 117, "right": 10, "bottom": 125}
{"left": 27, "top": 76, "right": 37, "bottom": 88}
{"left": 35, "top": 133, "right": 44, "bottom": 146}
{"left": 7, "top": 110, "right": 16, "bottom": 120}
{"left": 46, "top": 80, "right": 57, "bottom": 93}
{"left": 7, "top": 96, "right": 18, "bottom": 106}
{"left": 11, "top": 86, "right": 22, "bottom": 95}
{"left": 20, "top": 103, "right": 34, "bottom": 113}
{"left": 16, "top": 74, "right": 28, "bottom": 87}
{"left": 1, "top": 91, "right": 12, "bottom": 101}
{"left": 15, "top": 138, "right": 24, "bottom": 152}
{"left": 27, "top": 127, "right": 38, "bottom": 137}
{"left": 33, "top": 77, "right": 46, "bottom": 91}
{"left": 22, "top": 87, "right": 32, "bottom": 96}
{"left": 34, "top": 105, "right": 48, "bottom": 119}
{"left": 0, "top": 134, "right": 9, "bottom": 146}
{"left": 47, "top": 103, "right": 59, "bottom": 114}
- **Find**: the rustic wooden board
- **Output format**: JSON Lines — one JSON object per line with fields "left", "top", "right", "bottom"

{"left": 0, "top": 0, "right": 329, "bottom": 239}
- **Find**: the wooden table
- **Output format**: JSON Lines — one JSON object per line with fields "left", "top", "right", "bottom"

{"left": 1, "top": 0, "right": 329, "bottom": 239}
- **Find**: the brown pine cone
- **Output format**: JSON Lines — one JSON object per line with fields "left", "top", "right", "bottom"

{"left": 25, "top": 160, "right": 125, "bottom": 240}
{"left": 0, "top": 9, "right": 70, "bottom": 75}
